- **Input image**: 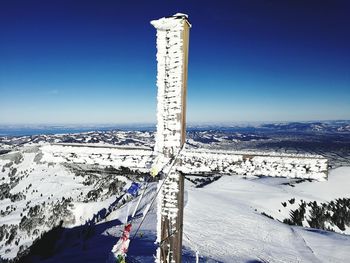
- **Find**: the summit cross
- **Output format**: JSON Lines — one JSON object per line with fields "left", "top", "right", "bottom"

{"left": 44, "top": 13, "right": 328, "bottom": 263}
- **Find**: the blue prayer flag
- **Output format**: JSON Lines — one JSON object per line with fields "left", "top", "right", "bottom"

{"left": 127, "top": 182, "right": 140, "bottom": 197}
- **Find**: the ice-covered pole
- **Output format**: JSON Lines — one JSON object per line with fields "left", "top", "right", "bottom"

{"left": 151, "top": 13, "right": 191, "bottom": 263}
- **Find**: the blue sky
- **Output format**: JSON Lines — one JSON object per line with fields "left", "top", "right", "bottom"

{"left": 0, "top": 0, "right": 349, "bottom": 124}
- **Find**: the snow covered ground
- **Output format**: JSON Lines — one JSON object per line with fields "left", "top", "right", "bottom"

{"left": 18, "top": 166, "right": 350, "bottom": 263}
{"left": 0, "top": 146, "right": 139, "bottom": 261}
{"left": 1, "top": 127, "right": 349, "bottom": 262}
{"left": 183, "top": 167, "right": 350, "bottom": 262}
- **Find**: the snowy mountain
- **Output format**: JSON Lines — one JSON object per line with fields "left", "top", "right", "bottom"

{"left": 0, "top": 145, "right": 148, "bottom": 261}
{"left": 257, "top": 120, "right": 350, "bottom": 133}
{"left": 0, "top": 123, "right": 350, "bottom": 262}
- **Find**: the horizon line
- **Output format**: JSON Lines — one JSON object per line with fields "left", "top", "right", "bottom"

{"left": 0, "top": 119, "right": 349, "bottom": 128}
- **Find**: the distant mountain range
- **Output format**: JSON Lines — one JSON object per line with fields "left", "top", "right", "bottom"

{"left": 188, "top": 120, "right": 350, "bottom": 133}
{"left": 0, "top": 120, "right": 350, "bottom": 137}
{"left": 259, "top": 121, "right": 350, "bottom": 133}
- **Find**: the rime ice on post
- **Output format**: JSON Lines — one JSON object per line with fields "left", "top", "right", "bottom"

{"left": 151, "top": 14, "right": 191, "bottom": 263}
{"left": 151, "top": 13, "right": 190, "bottom": 157}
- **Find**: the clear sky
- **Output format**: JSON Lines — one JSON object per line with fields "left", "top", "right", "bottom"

{"left": 0, "top": 0, "right": 349, "bottom": 125}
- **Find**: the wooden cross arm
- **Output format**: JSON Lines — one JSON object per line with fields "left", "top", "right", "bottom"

{"left": 177, "top": 148, "right": 328, "bottom": 181}
{"left": 41, "top": 143, "right": 155, "bottom": 172}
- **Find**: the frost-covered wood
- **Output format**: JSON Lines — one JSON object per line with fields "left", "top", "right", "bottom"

{"left": 42, "top": 144, "right": 328, "bottom": 182}
{"left": 41, "top": 144, "right": 154, "bottom": 172}
{"left": 151, "top": 13, "right": 191, "bottom": 263}
{"left": 179, "top": 148, "right": 328, "bottom": 180}
{"left": 151, "top": 13, "right": 190, "bottom": 158}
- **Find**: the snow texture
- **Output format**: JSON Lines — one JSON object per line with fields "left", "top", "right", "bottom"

{"left": 41, "top": 144, "right": 154, "bottom": 172}
{"left": 182, "top": 169, "right": 350, "bottom": 263}
{"left": 179, "top": 148, "right": 328, "bottom": 181}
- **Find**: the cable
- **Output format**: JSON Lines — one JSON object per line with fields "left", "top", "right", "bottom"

{"left": 183, "top": 231, "right": 200, "bottom": 263}
{"left": 131, "top": 146, "right": 184, "bottom": 240}
{"left": 131, "top": 171, "right": 169, "bottom": 240}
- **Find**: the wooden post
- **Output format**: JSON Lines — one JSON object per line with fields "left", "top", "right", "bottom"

{"left": 180, "top": 18, "right": 190, "bottom": 147}
{"left": 151, "top": 14, "right": 191, "bottom": 263}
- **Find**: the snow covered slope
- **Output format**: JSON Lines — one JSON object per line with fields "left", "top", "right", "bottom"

{"left": 16, "top": 167, "right": 350, "bottom": 263}
{"left": 183, "top": 167, "right": 350, "bottom": 262}
{"left": 0, "top": 145, "right": 141, "bottom": 260}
